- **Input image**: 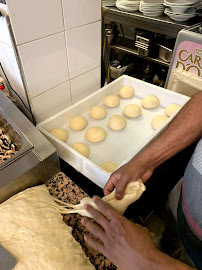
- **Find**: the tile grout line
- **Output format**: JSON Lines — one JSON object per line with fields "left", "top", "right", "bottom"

{"left": 17, "top": 21, "right": 101, "bottom": 47}
{"left": 31, "top": 65, "right": 101, "bottom": 100}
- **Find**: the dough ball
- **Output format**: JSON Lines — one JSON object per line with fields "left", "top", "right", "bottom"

{"left": 151, "top": 115, "right": 168, "bottom": 130}
{"left": 118, "top": 86, "right": 134, "bottom": 99}
{"left": 141, "top": 95, "right": 160, "bottom": 109}
{"left": 69, "top": 116, "right": 87, "bottom": 131}
{"left": 90, "top": 106, "right": 107, "bottom": 120}
{"left": 85, "top": 127, "right": 107, "bottom": 143}
{"left": 72, "top": 142, "right": 90, "bottom": 158}
{"left": 123, "top": 104, "right": 142, "bottom": 118}
{"left": 104, "top": 95, "right": 120, "bottom": 108}
{"left": 164, "top": 104, "right": 181, "bottom": 117}
{"left": 100, "top": 161, "right": 118, "bottom": 173}
{"left": 50, "top": 128, "right": 68, "bottom": 142}
{"left": 108, "top": 115, "right": 127, "bottom": 130}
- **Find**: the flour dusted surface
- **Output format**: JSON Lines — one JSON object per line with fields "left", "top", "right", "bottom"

{"left": 0, "top": 185, "right": 95, "bottom": 270}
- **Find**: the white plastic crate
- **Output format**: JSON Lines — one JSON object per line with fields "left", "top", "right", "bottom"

{"left": 37, "top": 75, "right": 189, "bottom": 188}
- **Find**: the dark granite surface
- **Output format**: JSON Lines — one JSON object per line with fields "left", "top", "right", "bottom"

{"left": 46, "top": 172, "right": 116, "bottom": 270}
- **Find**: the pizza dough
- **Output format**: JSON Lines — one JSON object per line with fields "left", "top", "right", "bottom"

{"left": 141, "top": 95, "right": 160, "bottom": 109}
{"left": 69, "top": 116, "right": 87, "bottom": 131}
{"left": 72, "top": 142, "right": 90, "bottom": 158}
{"left": 85, "top": 127, "right": 107, "bottom": 143}
{"left": 118, "top": 86, "right": 134, "bottom": 99}
{"left": 59, "top": 180, "right": 146, "bottom": 218}
{"left": 0, "top": 185, "right": 95, "bottom": 270}
{"left": 89, "top": 106, "right": 107, "bottom": 120}
{"left": 122, "top": 104, "right": 142, "bottom": 118}
{"left": 50, "top": 128, "right": 68, "bottom": 142}
{"left": 164, "top": 104, "right": 181, "bottom": 117}
{"left": 151, "top": 115, "right": 168, "bottom": 130}
{"left": 108, "top": 115, "right": 127, "bottom": 130}
{"left": 100, "top": 161, "right": 118, "bottom": 173}
{"left": 104, "top": 95, "right": 120, "bottom": 108}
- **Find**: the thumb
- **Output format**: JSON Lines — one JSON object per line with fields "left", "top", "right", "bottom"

{"left": 115, "top": 178, "right": 130, "bottom": 200}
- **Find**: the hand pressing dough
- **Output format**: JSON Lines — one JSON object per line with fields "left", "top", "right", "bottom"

{"left": 85, "top": 127, "right": 107, "bottom": 143}
{"left": 72, "top": 142, "right": 90, "bottom": 158}
{"left": 164, "top": 104, "right": 181, "bottom": 117}
{"left": 58, "top": 180, "right": 146, "bottom": 218}
{"left": 100, "top": 161, "right": 118, "bottom": 173}
{"left": 108, "top": 115, "right": 127, "bottom": 130}
{"left": 123, "top": 104, "right": 142, "bottom": 118}
{"left": 151, "top": 115, "right": 168, "bottom": 130}
{"left": 104, "top": 95, "right": 120, "bottom": 108}
{"left": 69, "top": 116, "right": 87, "bottom": 131}
{"left": 50, "top": 128, "right": 68, "bottom": 142}
{"left": 0, "top": 185, "right": 95, "bottom": 270}
{"left": 90, "top": 106, "right": 107, "bottom": 120}
{"left": 118, "top": 86, "right": 134, "bottom": 99}
{"left": 141, "top": 95, "right": 160, "bottom": 109}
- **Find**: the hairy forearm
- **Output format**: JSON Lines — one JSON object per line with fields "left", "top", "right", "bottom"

{"left": 153, "top": 250, "right": 194, "bottom": 270}
{"left": 133, "top": 92, "right": 202, "bottom": 172}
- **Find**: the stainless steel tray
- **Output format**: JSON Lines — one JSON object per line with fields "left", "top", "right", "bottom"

{"left": 0, "top": 108, "right": 33, "bottom": 170}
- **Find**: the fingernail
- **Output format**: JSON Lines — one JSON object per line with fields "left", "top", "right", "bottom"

{"left": 116, "top": 193, "right": 123, "bottom": 200}
{"left": 81, "top": 217, "right": 84, "bottom": 224}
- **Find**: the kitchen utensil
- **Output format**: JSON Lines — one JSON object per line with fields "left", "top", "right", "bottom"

{"left": 0, "top": 245, "right": 17, "bottom": 270}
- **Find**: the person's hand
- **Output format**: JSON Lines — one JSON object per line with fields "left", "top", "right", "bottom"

{"left": 104, "top": 158, "right": 153, "bottom": 199}
{"left": 81, "top": 196, "right": 160, "bottom": 270}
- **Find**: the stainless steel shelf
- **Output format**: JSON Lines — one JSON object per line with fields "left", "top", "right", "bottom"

{"left": 109, "top": 44, "right": 170, "bottom": 67}
{"left": 103, "top": 7, "right": 199, "bottom": 38}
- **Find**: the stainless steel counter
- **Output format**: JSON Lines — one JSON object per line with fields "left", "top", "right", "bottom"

{"left": 103, "top": 7, "right": 200, "bottom": 37}
{"left": 0, "top": 91, "right": 60, "bottom": 203}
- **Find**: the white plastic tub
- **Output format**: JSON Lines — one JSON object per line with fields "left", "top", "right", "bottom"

{"left": 37, "top": 75, "right": 189, "bottom": 188}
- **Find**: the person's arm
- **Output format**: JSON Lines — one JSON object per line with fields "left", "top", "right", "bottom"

{"left": 105, "top": 92, "right": 202, "bottom": 199}
{"left": 82, "top": 196, "right": 194, "bottom": 270}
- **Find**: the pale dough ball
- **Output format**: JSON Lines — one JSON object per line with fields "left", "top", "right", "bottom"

{"left": 108, "top": 115, "right": 127, "bottom": 130}
{"left": 50, "top": 128, "right": 68, "bottom": 142}
{"left": 118, "top": 86, "right": 134, "bottom": 99}
{"left": 164, "top": 104, "right": 181, "bottom": 117}
{"left": 151, "top": 115, "right": 168, "bottom": 130}
{"left": 69, "top": 116, "right": 87, "bottom": 131}
{"left": 123, "top": 104, "right": 142, "bottom": 118}
{"left": 100, "top": 161, "right": 118, "bottom": 173}
{"left": 104, "top": 95, "right": 120, "bottom": 108}
{"left": 71, "top": 142, "right": 90, "bottom": 158}
{"left": 90, "top": 106, "right": 107, "bottom": 120}
{"left": 85, "top": 127, "right": 107, "bottom": 143}
{"left": 141, "top": 95, "right": 160, "bottom": 109}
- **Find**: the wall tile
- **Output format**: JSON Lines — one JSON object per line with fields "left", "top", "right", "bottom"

{"left": 0, "top": 17, "right": 12, "bottom": 46}
{"left": 6, "top": 0, "right": 64, "bottom": 45}
{"left": 71, "top": 66, "right": 101, "bottom": 104}
{"left": 31, "top": 81, "right": 71, "bottom": 123}
{"left": 62, "top": 0, "right": 101, "bottom": 30}
{"left": 18, "top": 32, "right": 69, "bottom": 98}
{"left": 66, "top": 21, "right": 101, "bottom": 79}
{"left": 0, "top": 42, "right": 28, "bottom": 107}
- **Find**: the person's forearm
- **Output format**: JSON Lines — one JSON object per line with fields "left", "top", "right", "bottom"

{"left": 132, "top": 92, "right": 202, "bottom": 172}
{"left": 153, "top": 250, "right": 194, "bottom": 270}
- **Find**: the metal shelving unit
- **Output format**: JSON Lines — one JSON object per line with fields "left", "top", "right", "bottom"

{"left": 102, "top": 6, "right": 200, "bottom": 81}
{"left": 103, "top": 7, "right": 199, "bottom": 38}
{"left": 109, "top": 43, "right": 170, "bottom": 67}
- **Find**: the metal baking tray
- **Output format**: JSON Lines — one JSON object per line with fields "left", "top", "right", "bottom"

{"left": 37, "top": 75, "right": 189, "bottom": 188}
{"left": 0, "top": 108, "right": 33, "bottom": 170}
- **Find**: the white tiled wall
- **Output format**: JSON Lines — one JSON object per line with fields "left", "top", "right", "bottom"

{"left": 0, "top": 16, "right": 32, "bottom": 120}
{"left": 66, "top": 21, "right": 101, "bottom": 79}
{"left": 5, "top": 0, "right": 101, "bottom": 123}
{"left": 18, "top": 32, "right": 69, "bottom": 98}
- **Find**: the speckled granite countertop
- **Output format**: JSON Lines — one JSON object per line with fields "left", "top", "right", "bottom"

{"left": 46, "top": 172, "right": 116, "bottom": 270}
